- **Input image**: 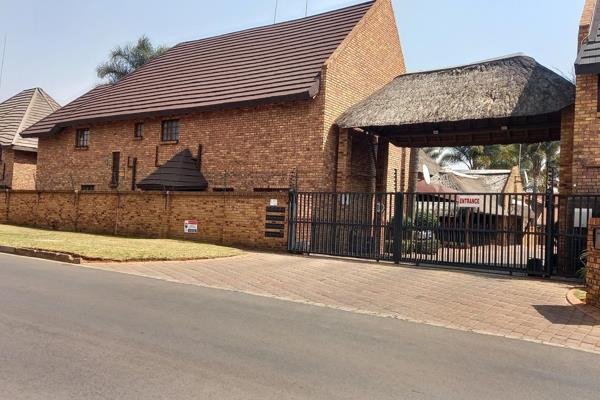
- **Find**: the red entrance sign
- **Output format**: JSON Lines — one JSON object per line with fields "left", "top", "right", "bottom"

{"left": 457, "top": 195, "right": 482, "bottom": 208}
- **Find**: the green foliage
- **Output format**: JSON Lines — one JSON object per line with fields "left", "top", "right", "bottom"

{"left": 424, "top": 142, "right": 560, "bottom": 192}
{"left": 578, "top": 250, "right": 588, "bottom": 282}
{"left": 97, "top": 35, "right": 170, "bottom": 83}
{"left": 414, "top": 239, "right": 441, "bottom": 255}
{"left": 412, "top": 211, "right": 440, "bottom": 229}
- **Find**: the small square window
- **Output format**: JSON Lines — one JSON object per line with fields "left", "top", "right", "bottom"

{"left": 161, "top": 120, "right": 179, "bottom": 142}
{"left": 76, "top": 128, "right": 90, "bottom": 148}
{"left": 134, "top": 123, "right": 144, "bottom": 138}
{"left": 81, "top": 185, "right": 95, "bottom": 191}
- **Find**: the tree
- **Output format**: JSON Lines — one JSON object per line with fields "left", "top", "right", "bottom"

{"left": 423, "top": 142, "right": 560, "bottom": 191}
{"left": 97, "top": 36, "right": 169, "bottom": 83}
{"left": 436, "top": 145, "right": 502, "bottom": 170}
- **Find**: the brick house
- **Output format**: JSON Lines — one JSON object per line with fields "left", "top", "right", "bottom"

{"left": 22, "top": 0, "right": 408, "bottom": 193}
{"left": 570, "top": 0, "right": 600, "bottom": 194}
{"left": 0, "top": 88, "right": 61, "bottom": 189}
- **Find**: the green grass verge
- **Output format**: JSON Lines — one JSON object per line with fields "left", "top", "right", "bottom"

{"left": 0, "top": 224, "right": 243, "bottom": 261}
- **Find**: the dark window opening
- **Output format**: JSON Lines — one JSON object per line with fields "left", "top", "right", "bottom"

{"left": 134, "top": 123, "right": 144, "bottom": 138}
{"left": 76, "top": 128, "right": 90, "bottom": 148}
{"left": 213, "top": 187, "right": 234, "bottom": 192}
{"left": 161, "top": 119, "right": 180, "bottom": 142}
{"left": 81, "top": 185, "right": 95, "bottom": 191}
{"left": 111, "top": 152, "right": 121, "bottom": 187}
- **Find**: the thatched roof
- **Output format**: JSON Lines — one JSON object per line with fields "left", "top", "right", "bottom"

{"left": 337, "top": 55, "right": 575, "bottom": 129}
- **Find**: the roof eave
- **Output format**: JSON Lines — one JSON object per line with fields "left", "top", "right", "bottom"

{"left": 574, "top": 60, "right": 600, "bottom": 74}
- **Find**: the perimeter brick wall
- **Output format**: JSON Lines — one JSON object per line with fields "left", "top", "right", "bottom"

{"left": 0, "top": 190, "right": 289, "bottom": 250}
{"left": 587, "top": 218, "right": 600, "bottom": 308}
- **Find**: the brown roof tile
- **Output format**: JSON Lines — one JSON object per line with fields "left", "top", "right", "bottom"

{"left": 22, "top": 1, "right": 375, "bottom": 138}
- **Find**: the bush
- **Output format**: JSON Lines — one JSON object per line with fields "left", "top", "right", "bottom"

{"left": 384, "top": 239, "right": 414, "bottom": 254}
{"left": 412, "top": 211, "right": 440, "bottom": 229}
{"left": 414, "top": 239, "right": 441, "bottom": 255}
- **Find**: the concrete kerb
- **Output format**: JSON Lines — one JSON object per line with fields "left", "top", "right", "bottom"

{"left": 0, "top": 246, "right": 82, "bottom": 264}
{"left": 566, "top": 287, "right": 600, "bottom": 322}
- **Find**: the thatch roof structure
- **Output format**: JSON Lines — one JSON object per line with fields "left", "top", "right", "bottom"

{"left": 337, "top": 54, "right": 574, "bottom": 130}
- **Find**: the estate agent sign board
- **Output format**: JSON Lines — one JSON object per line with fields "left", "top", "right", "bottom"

{"left": 184, "top": 220, "right": 198, "bottom": 233}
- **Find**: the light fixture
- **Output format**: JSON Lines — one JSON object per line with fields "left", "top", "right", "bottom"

{"left": 500, "top": 126, "right": 509, "bottom": 131}
{"left": 433, "top": 129, "right": 439, "bottom": 135}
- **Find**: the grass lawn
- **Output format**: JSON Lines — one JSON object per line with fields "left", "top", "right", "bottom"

{"left": 0, "top": 224, "right": 243, "bottom": 261}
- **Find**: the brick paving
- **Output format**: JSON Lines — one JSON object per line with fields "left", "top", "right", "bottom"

{"left": 88, "top": 252, "right": 600, "bottom": 354}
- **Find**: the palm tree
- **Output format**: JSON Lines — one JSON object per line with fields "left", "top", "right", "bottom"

{"left": 97, "top": 36, "right": 169, "bottom": 83}
{"left": 517, "top": 142, "right": 560, "bottom": 192}
{"left": 437, "top": 145, "right": 501, "bottom": 170}
{"left": 422, "top": 142, "right": 560, "bottom": 191}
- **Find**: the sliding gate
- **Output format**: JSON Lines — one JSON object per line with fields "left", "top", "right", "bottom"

{"left": 288, "top": 191, "right": 600, "bottom": 277}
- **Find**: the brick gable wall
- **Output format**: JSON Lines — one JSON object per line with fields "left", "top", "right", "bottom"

{"left": 322, "top": 0, "right": 407, "bottom": 192}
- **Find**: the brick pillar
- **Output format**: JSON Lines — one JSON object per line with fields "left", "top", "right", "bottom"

{"left": 587, "top": 218, "right": 600, "bottom": 308}
{"left": 572, "top": 74, "right": 600, "bottom": 193}
{"left": 559, "top": 106, "right": 575, "bottom": 195}
{"left": 336, "top": 128, "right": 352, "bottom": 192}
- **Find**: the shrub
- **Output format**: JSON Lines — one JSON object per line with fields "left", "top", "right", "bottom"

{"left": 414, "top": 239, "right": 441, "bottom": 255}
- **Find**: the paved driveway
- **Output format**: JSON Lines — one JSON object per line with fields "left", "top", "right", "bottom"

{"left": 90, "top": 252, "right": 600, "bottom": 353}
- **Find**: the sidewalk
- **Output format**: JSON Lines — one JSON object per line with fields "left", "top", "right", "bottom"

{"left": 88, "top": 252, "right": 600, "bottom": 354}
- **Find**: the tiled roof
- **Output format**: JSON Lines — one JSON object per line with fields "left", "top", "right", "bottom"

{"left": 137, "top": 149, "right": 208, "bottom": 191}
{"left": 576, "top": 1, "right": 600, "bottom": 74}
{"left": 22, "top": 1, "right": 375, "bottom": 138}
{"left": 0, "top": 88, "right": 60, "bottom": 150}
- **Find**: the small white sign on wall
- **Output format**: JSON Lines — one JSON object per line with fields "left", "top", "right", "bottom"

{"left": 270, "top": 199, "right": 278, "bottom": 207}
{"left": 184, "top": 220, "right": 198, "bottom": 233}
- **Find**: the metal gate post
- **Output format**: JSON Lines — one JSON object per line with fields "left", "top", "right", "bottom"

{"left": 287, "top": 190, "right": 297, "bottom": 252}
{"left": 544, "top": 171, "right": 555, "bottom": 277}
{"left": 393, "top": 192, "right": 404, "bottom": 264}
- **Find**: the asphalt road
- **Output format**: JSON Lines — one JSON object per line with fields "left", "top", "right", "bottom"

{"left": 0, "top": 254, "right": 599, "bottom": 400}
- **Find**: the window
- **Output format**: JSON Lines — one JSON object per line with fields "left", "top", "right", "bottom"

{"left": 134, "top": 123, "right": 144, "bottom": 138}
{"left": 111, "top": 152, "right": 121, "bottom": 187}
{"left": 81, "top": 185, "right": 95, "bottom": 191}
{"left": 213, "top": 187, "right": 234, "bottom": 192}
{"left": 76, "top": 128, "right": 90, "bottom": 148}
{"left": 161, "top": 119, "right": 179, "bottom": 142}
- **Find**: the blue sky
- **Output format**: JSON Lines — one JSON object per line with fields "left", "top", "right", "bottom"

{"left": 0, "top": 0, "right": 585, "bottom": 105}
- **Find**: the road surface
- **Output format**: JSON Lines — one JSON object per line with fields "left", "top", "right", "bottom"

{"left": 0, "top": 253, "right": 598, "bottom": 399}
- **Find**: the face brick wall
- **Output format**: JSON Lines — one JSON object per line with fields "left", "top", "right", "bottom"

{"left": 572, "top": 73, "right": 600, "bottom": 193}
{"left": 587, "top": 218, "right": 600, "bottom": 308}
{"left": 0, "top": 149, "right": 37, "bottom": 190}
{"left": 572, "top": 0, "right": 600, "bottom": 194}
{"left": 323, "top": 0, "right": 407, "bottom": 192}
{"left": 0, "top": 190, "right": 288, "bottom": 251}
{"left": 35, "top": 0, "right": 406, "bottom": 195}
{"left": 37, "top": 98, "right": 326, "bottom": 193}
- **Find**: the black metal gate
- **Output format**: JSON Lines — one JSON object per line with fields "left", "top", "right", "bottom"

{"left": 287, "top": 191, "right": 600, "bottom": 277}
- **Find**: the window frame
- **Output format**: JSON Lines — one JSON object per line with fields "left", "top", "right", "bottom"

{"left": 161, "top": 119, "right": 180, "bottom": 142}
{"left": 111, "top": 151, "right": 121, "bottom": 188}
{"left": 75, "top": 128, "right": 90, "bottom": 148}
{"left": 80, "top": 185, "right": 95, "bottom": 191}
{"left": 134, "top": 122, "right": 144, "bottom": 139}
